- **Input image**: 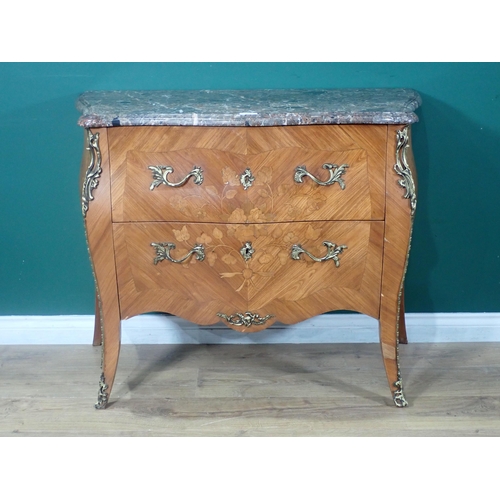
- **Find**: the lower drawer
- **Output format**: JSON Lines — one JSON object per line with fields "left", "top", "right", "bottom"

{"left": 113, "top": 220, "right": 384, "bottom": 331}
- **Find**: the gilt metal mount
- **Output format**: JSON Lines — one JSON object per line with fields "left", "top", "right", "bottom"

{"left": 82, "top": 129, "right": 102, "bottom": 218}
{"left": 393, "top": 378, "right": 408, "bottom": 408}
{"left": 95, "top": 373, "right": 109, "bottom": 410}
{"left": 151, "top": 242, "right": 205, "bottom": 264}
{"left": 294, "top": 163, "right": 349, "bottom": 188}
{"left": 394, "top": 127, "right": 417, "bottom": 216}
{"left": 240, "top": 168, "right": 255, "bottom": 190}
{"left": 148, "top": 165, "right": 204, "bottom": 190}
{"left": 240, "top": 242, "right": 255, "bottom": 261}
{"left": 217, "top": 311, "right": 274, "bottom": 327}
{"left": 291, "top": 241, "right": 347, "bottom": 267}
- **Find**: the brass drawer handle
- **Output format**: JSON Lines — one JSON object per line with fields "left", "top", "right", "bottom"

{"left": 294, "top": 163, "right": 348, "bottom": 188}
{"left": 217, "top": 311, "right": 274, "bottom": 327}
{"left": 148, "top": 165, "right": 204, "bottom": 190}
{"left": 291, "top": 241, "right": 347, "bottom": 267}
{"left": 151, "top": 242, "right": 205, "bottom": 264}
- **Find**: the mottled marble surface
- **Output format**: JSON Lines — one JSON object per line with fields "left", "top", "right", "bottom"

{"left": 77, "top": 88, "right": 421, "bottom": 128}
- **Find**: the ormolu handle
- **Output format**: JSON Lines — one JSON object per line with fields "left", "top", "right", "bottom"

{"left": 294, "top": 163, "right": 348, "bottom": 188}
{"left": 291, "top": 241, "right": 347, "bottom": 267}
{"left": 151, "top": 242, "right": 205, "bottom": 264}
{"left": 148, "top": 165, "right": 204, "bottom": 190}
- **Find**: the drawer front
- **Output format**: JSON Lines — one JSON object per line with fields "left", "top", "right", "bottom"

{"left": 108, "top": 126, "right": 247, "bottom": 222}
{"left": 109, "top": 125, "right": 386, "bottom": 223}
{"left": 245, "top": 125, "right": 386, "bottom": 222}
{"left": 113, "top": 220, "right": 384, "bottom": 331}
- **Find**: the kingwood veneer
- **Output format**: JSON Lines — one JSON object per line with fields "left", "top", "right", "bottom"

{"left": 77, "top": 89, "right": 421, "bottom": 409}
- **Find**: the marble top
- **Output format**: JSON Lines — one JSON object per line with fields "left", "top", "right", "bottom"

{"left": 76, "top": 88, "right": 421, "bottom": 128}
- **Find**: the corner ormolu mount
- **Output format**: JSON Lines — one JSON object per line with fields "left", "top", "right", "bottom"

{"left": 394, "top": 126, "right": 417, "bottom": 216}
{"left": 82, "top": 129, "right": 102, "bottom": 218}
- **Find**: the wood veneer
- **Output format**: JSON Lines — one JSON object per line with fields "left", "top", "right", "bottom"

{"left": 109, "top": 125, "right": 385, "bottom": 223}
{"left": 82, "top": 122, "right": 416, "bottom": 409}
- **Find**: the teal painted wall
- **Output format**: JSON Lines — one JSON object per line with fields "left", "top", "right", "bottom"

{"left": 1, "top": 62, "right": 499, "bottom": 315}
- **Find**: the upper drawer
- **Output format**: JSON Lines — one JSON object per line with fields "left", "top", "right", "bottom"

{"left": 108, "top": 125, "right": 386, "bottom": 222}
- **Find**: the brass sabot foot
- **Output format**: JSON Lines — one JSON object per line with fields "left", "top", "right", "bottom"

{"left": 393, "top": 379, "right": 408, "bottom": 407}
{"left": 95, "top": 373, "right": 109, "bottom": 410}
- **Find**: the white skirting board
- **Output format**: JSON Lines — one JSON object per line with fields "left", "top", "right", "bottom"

{"left": 0, "top": 313, "right": 500, "bottom": 345}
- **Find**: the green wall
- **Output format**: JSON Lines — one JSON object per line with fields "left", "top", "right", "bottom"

{"left": 1, "top": 62, "right": 499, "bottom": 315}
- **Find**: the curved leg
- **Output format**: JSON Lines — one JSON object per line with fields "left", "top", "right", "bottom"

{"left": 379, "top": 125, "right": 417, "bottom": 407}
{"left": 398, "top": 288, "right": 408, "bottom": 345}
{"left": 379, "top": 297, "right": 407, "bottom": 407}
{"left": 92, "top": 292, "right": 102, "bottom": 346}
{"left": 95, "top": 290, "right": 121, "bottom": 409}
{"left": 81, "top": 128, "right": 121, "bottom": 409}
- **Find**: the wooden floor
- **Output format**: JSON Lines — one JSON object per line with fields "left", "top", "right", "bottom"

{"left": 1, "top": 342, "right": 500, "bottom": 436}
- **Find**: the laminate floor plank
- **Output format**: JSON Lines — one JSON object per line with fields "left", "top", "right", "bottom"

{"left": 1, "top": 343, "right": 500, "bottom": 436}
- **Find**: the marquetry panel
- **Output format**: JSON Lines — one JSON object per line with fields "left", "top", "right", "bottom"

{"left": 120, "top": 148, "right": 248, "bottom": 222}
{"left": 114, "top": 222, "right": 248, "bottom": 323}
{"left": 248, "top": 220, "right": 384, "bottom": 324}
{"left": 109, "top": 125, "right": 386, "bottom": 223}
{"left": 108, "top": 126, "right": 247, "bottom": 221}
{"left": 113, "top": 220, "right": 383, "bottom": 331}
{"left": 246, "top": 125, "right": 386, "bottom": 220}
{"left": 246, "top": 146, "right": 372, "bottom": 222}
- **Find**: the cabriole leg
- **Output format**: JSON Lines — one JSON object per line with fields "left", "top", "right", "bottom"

{"left": 379, "top": 124, "right": 417, "bottom": 407}
{"left": 81, "top": 127, "right": 121, "bottom": 409}
{"left": 379, "top": 299, "right": 408, "bottom": 407}
{"left": 94, "top": 301, "right": 121, "bottom": 409}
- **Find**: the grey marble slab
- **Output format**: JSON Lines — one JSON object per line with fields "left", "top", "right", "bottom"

{"left": 76, "top": 88, "right": 421, "bottom": 128}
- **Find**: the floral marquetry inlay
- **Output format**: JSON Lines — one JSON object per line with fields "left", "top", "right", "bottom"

{"left": 81, "top": 90, "right": 421, "bottom": 408}
{"left": 277, "top": 182, "right": 328, "bottom": 219}
{"left": 117, "top": 137, "right": 381, "bottom": 224}
{"left": 164, "top": 221, "right": 355, "bottom": 300}
{"left": 154, "top": 157, "right": 339, "bottom": 223}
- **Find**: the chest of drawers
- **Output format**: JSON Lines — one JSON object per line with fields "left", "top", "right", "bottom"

{"left": 77, "top": 89, "right": 421, "bottom": 409}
